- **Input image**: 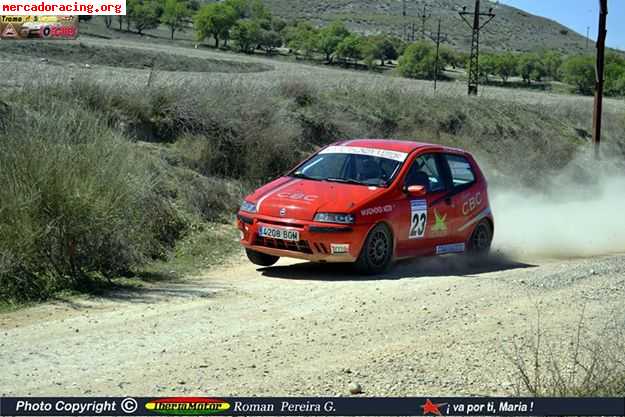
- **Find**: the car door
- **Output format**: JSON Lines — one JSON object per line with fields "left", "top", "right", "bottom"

{"left": 440, "top": 153, "right": 484, "bottom": 243}
{"left": 395, "top": 153, "right": 454, "bottom": 257}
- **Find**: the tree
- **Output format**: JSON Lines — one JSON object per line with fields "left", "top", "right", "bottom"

{"left": 439, "top": 48, "right": 461, "bottom": 69}
{"left": 258, "top": 29, "right": 282, "bottom": 54}
{"left": 605, "top": 53, "right": 625, "bottom": 97}
{"left": 316, "top": 20, "right": 350, "bottom": 63}
{"left": 397, "top": 41, "right": 437, "bottom": 79}
{"left": 271, "top": 17, "right": 287, "bottom": 33}
{"left": 231, "top": 19, "right": 261, "bottom": 53}
{"left": 161, "top": 0, "right": 191, "bottom": 40}
{"left": 194, "top": 2, "right": 237, "bottom": 48}
{"left": 561, "top": 55, "right": 595, "bottom": 95}
{"left": 361, "top": 35, "right": 398, "bottom": 68}
{"left": 541, "top": 50, "right": 562, "bottom": 80}
{"left": 224, "top": 0, "right": 269, "bottom": 20}
{"left": 284, "top": 22, "right": 318, "bottom": 58}
{"left": 495, "top": 53, "right": 518, "bottom": 83}
{"left": 335, "top": 34, "right": 363, "bottom": 65}
{"left": 478, "top": 54, "right": 497, "bottom": 82}
{"left": 128, "top": 0, "right": 160, "bottom": 35}
{"left": 517, "top": 53, "right": 544, "bottom": 84}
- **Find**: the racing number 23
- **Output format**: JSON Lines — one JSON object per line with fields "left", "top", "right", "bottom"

{"left": 410, "top": 200, "right": 427, "bottom": 239}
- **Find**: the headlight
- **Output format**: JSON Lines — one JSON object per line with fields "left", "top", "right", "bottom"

{"left": 240, "top": 201, "right": 257, "bottom": 213}
{"left": 314, "top": 213, "right": 355, "bottom": 224}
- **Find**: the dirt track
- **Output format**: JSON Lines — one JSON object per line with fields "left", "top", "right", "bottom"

{"left": 2, "top": 252, "right": 624, "bottom": 396}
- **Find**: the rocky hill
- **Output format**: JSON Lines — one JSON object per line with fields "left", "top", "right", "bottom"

{"left": 263, "top": 0, "right": 591, "bottom": 54}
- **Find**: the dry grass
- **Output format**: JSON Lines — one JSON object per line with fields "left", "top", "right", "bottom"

{"left": 505, "top": 308, "right": 625, "bottom": 396}
{"left": 1, "top": 37, "right": 624, "bottom": 303}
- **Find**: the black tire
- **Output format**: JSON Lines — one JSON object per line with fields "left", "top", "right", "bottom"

{"left": 467, "top": 220, "right": 493, "bottom": 255}
{"left": 355, "top": 223, "right": 394, "bottom": 275}
{"left": 246, "top": 249, "right": 280, "bottom": 267}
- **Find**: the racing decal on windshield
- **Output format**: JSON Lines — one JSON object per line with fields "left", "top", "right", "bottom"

{"left": 320, "top": 146, "right": 408, "bottom": 162}
{"left": 409, "top": 200, "right": 427, "bottom": 239}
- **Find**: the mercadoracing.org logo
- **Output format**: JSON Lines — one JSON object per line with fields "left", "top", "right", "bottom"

{"left": 145, "top": 398, "right": 231, "bottom": 415}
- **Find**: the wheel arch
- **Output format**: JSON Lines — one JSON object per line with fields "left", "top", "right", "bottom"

{"left": 364, "top": 220, "right": 396, "bottom": 258}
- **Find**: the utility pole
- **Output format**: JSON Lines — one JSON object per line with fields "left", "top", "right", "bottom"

{"left": 592, "top": 0, "right": 608, "bottom": 159}
{"left": 424, "top": 17, "right": 448, "bottom": 91}
{"left": 420, "top": 4, "right": 431, "bottom": 40}
{"left": 459, "top": 0, "right": 496, "bottom": 96}
{"left": 586, "top": 26, "right": 590, "bottom": 49}
{"left": 434, "top": 18, "right": 448, "bottom": 91}
{"left": 402, "top": 0, "right": 407, "bottom": 42}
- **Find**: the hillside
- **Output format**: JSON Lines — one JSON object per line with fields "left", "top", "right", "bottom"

{"left": 260, "top": 0, "right": 591, "bottom": 54}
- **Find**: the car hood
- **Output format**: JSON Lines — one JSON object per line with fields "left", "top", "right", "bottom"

{"left": 248, "top": 177, "right": 386, "bottom": 221}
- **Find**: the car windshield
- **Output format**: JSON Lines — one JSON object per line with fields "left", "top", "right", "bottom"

{"left": 291, "top": 147, "right": 407, "bottom": 187}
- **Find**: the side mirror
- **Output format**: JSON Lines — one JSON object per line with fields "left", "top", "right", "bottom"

{"left": 405, "top": 185, "right": 427, "bottom": 197}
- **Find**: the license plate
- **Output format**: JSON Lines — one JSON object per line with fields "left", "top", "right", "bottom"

{"left": 259, "top": 226, "right": 300, "bottom": 242}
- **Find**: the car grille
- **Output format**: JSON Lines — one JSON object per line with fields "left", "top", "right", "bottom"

{"left": 258, "top": 219, "right": 305, "bottom": 229}
{"left": 254, "top": 237, "right": 313, "bottom": 254}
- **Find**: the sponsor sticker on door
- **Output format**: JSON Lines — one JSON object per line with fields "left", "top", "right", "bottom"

{"left": 409, "top": 199, "right": 427, "bottom": 239}
{"left": 436, "top": 243, "right": 466, "bottom": 255}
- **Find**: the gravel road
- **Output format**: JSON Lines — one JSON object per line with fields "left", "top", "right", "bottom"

{"left": 2, "top": 252, "right": 624, "bottom": 397}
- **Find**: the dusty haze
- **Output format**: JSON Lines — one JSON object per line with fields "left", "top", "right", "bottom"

{"left": 490, "top": 153, "right": 625, "bottom": 258}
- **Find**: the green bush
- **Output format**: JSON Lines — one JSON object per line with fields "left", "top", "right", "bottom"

{"left": 397, "top": 41, "right": 438, "bottom": 80}
{"left": 561, "top": 55, "right": 596, "bottom": 95}
{"left": 0, "top": 89, "right": 186, "bottom": 302}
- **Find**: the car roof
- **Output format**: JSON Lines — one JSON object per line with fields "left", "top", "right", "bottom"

{"left": 335, "top": 139, "right": 466, "bottom": 155}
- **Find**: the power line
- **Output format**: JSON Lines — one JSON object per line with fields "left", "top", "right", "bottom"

{"left": 459, "top": 0, "right": 496, "bottom": 96}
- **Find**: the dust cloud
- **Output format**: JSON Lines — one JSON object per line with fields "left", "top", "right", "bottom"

{"left": 490, "top": 155, "right": 625, "bottom": 258}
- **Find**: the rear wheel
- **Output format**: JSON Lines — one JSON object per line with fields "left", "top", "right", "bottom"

{"left": 467, "top": 220, "right": 493, "bottom": 255}
{"left": 355, "top": 223, "right": 394, "bottom": 275}
{"left": 246, "top": 248, "right": 280, "bottom": 267}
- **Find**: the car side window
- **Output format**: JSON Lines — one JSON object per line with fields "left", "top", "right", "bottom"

{"left": 445, "top": 154, "right": 476, "bottom": 187}
{"left": 405, "top": 154, "right": 445, "bottom": 193}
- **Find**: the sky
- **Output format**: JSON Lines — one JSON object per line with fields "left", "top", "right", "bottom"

{"left": 500, "top": 0, "right": 624, "bottom": 51}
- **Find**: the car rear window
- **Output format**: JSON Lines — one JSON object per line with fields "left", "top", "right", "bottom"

{"left": 445, "top": 154, "right": 476, "bottom": 187}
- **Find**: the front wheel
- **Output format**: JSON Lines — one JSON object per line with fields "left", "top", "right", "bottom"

{"left": 355, "top": 223, "right": 394, "bottom": 275}
{"left": 246, "top": 249, "right": 280, "bottom": 267}
{"left": 467, "top": 220, "right": 493, "bottom": 255}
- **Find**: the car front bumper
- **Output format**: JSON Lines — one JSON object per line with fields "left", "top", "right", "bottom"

{"left": 236, "top": 212, "right": 370, "bottom": 263}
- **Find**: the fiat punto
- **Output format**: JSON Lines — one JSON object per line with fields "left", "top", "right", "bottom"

{"left": 236, "top": 139, "right": 494, "bottom": 274}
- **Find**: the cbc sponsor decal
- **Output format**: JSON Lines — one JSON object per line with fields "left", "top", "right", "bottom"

{"left": 145, "top": 398, "right": 230, "bottom": 415}
{"left": 276, "top": 192, "right": 319, "bottom": 202}
{"left": 462, "top": 192, "right": 483, "bottom": 216}
{"left": 361, "top": 205, "right": 393, "bottom": 217}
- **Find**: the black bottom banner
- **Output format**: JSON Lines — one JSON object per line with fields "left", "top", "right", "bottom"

{"left": 1, "top": 397, "right": 624, "bottom": 416}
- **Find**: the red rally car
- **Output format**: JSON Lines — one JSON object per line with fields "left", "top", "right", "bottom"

{"left": 236, "top": 139, "right": 494, "bottom": 274}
